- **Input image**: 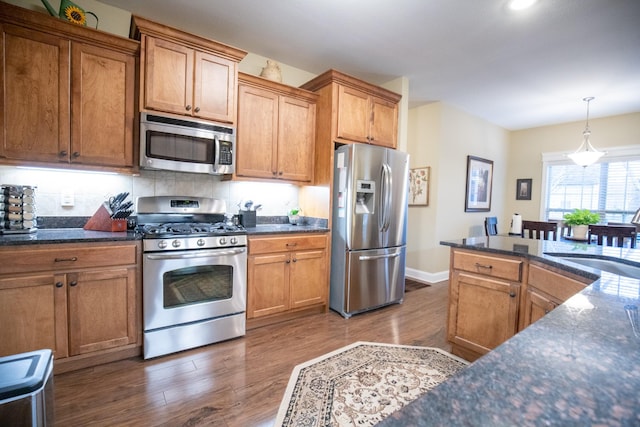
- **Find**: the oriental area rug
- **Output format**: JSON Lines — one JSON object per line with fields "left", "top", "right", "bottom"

{"left": 275, "top": 342, "right": 468, "bottom": 427}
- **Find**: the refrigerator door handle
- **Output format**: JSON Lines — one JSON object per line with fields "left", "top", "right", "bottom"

{"left": 381, "top": 163, "right": 392, "bottom": 232}
{"left": 359, "top": 252, "right": 400, "bottom": 261}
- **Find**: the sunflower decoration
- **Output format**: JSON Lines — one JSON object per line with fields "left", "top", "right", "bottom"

{"left": 62, "top": 4, "right": 87, "bottom": 26}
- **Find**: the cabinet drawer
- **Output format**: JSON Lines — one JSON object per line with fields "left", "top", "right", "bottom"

{"left": 453, "top": 250, "right": 523, "bottom": 282}
{"left": 0, "top": 243, "right": 137, "bottom": 275}
{"left": 249, "top": 234, "right": 327, "bottom": 255}
{"left": 528, "top": 263, "right": 589, "bottom": 302}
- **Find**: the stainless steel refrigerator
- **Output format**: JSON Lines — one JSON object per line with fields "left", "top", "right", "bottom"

{"left": 330, "top": 143, "right": 409, "bottom": 318}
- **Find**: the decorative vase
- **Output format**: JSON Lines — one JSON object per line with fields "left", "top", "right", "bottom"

{"left": 260, "top": 60, "right": 282, "bottom": 82}
{"left": 572, "top": 225, "right": 589, "bottom": 240}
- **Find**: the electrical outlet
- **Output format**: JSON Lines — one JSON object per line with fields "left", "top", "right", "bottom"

{"left": 61, "top": 190, "right": 75, "bottom": 207}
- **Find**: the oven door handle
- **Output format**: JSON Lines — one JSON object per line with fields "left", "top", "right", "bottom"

{"left": 146, "top": 248, "right": 246, "bottom": 260}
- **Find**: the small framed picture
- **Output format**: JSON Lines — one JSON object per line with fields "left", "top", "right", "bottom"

{"left": 409, "top": 167, "right": 430, "bottom": 206}
{"left": 465, "top": 156, "right": 493, "bottom": 212}
{"left": 516, "top": 178, "right": 532, "bottom": 200}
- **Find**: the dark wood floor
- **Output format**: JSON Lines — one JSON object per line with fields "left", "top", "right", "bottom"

{"left": 54, "top": 282, "right": 450, "bottom": 427}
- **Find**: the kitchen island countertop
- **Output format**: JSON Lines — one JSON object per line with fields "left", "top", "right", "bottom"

{"left": 381, "top": 235, "right": 640, "bottom": 426}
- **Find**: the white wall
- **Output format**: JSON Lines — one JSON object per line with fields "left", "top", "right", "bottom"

{"left": 506, "top": 112, "right": 640, "bottom": 221}
{"left": 405, "top": 102, "right": 510, "bottom": 280}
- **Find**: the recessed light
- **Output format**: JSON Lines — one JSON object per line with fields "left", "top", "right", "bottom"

{"left": 508, "top": 0, "right": 538, "bottom": 11}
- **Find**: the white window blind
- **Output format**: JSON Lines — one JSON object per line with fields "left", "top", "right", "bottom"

{"left": 543, "top": 146, "right": 640, "bottom": 223}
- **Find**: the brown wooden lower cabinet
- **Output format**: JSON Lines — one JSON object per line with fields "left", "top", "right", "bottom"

{"left": 447, "top": 249, "right": 593, "bottom": 362}
{"left": 247, "top": 233, "right": 329, "bottom": 329}
{"left": 0, "top": 241, "right": 141, "bottom": 373}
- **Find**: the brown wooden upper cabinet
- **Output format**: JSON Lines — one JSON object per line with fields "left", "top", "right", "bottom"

{"left": 131, "top": 16, "right": 247, "bottom": 124}
{"left": 301, "top": 69, "right": 401, "bottom": 149}
{"left": 236, "top": 73, "right": 318, "bottom": 183}
{"left": 0, "top": 3, "right": 138, "bottom": 172}
{"left": 299, "top": 69, "right": 401, "bottom": 192}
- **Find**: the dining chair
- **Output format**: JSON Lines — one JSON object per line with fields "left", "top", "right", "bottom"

{"left": 521, "top": 220, "right": 558, "bottom": 240}
{"left": 549, "top": 219, "right": 571, "bottom": 238}
{"left": 588, "top": 225, "right": 637, "bottom": 248}
{"left": 484, "top": 217, "right": 498, "bottom": 236}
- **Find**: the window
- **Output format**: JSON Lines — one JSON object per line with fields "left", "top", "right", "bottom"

{"left": 542, "top": 146, "right": 640, "bottom": 223}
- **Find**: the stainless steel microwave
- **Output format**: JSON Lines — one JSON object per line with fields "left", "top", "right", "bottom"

{"left": 140, "top": 113, "right": 235, "bottom": 175}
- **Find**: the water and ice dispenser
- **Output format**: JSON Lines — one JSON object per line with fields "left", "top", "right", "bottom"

{"left": 354, "top": 180, "right": 375, "bottom": 214}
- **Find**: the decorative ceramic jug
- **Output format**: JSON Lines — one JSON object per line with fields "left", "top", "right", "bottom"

{"left": 260, "top": 60, "right": 282, "bottom": 82}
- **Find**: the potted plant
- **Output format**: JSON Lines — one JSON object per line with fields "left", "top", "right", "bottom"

{"left": 288, "top": 207, "right": 302, "bottom": 225}
{"left": 562, "top": 209, "right": 600, "bottom": 240}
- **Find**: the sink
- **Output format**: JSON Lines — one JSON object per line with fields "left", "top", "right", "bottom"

{"left": 546, "top": 255, "right": 640, "bottom": 279}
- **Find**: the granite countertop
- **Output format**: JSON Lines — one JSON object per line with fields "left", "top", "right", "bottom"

{"left": 381, "top": 235, "right": 640, "bottom": 426}
{"left": 244, "top": 224, "right": 330, "bottom": 235}
{"left": 0, "top": 223, "right": 330, "bottom": 246}
{"left": 0, "top": 228, "right": 140, "bottom": 246}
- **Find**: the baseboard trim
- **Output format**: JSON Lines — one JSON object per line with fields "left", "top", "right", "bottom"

{"left": 405, "top": 267, "right": 449, "bottom": 284}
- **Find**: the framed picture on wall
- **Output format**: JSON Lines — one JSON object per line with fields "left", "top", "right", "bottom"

{"left": 516, "top": 178, "right": 532, "bottom": 200}
{"left": 465, "top": 155, "right": 493, "bottom": 212}
{"left": 409, "top": 166, "right": 430, "bottom": 206}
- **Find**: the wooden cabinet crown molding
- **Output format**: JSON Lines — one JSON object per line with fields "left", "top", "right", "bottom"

{"left": 239, "top": 72, "right": 319, "bottom": 103}
{"left": 130, "top": 15, "right": 246, "bottom": 62}
{"left": 0, "top": 2, "right": 138, "bottom": 54}
{"left": 300, "top": 69, "right": 401, "bottom": 104}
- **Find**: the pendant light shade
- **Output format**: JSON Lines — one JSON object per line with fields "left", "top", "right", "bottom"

{"left": 568, "top": 97, "right": 605, "bottom": 167}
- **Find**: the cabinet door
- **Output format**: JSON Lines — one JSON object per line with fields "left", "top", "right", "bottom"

{"left": 370, "top": 96, "right": 398, "bottom": 148}
{"left": 247, "top": 253, "right": 289, "bottom": 318}
{"left": 336, "top": 85, "right": 370, "bottom": 143}
{"left": 236, "top": 84, "right": 278, "bottom": 179}
{"left": 67, "top": 267, "right": 137, "bottom": 356}
{"left": 277, "top": 96, "right": 315, "bottom": 182}
{"left": 448, "top": 271, "right": 519, "bottom": 356}
{"left": 290, "top": 249, "right": 327, "bottom": 309}
{"left": 71, "top": 43, "right": 135, "bottom": 167}
{"left": 0, "top": 274, "right": 68, "bottom": 358}
{"left": 194, "top": 51, "right": 236, "bottom": 123}
{"left": 521, "top": 288, "right": 558, "bottom": 329}
{"left": 0, "top": 24, "right": 70, "bottom": 162}
{"left": 143, "top": 36, "right": 194, "bottom": 116}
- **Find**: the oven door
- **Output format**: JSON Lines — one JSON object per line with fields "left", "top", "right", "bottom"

{"left": 143, "top": 247, "right": 247, "bottom": 331}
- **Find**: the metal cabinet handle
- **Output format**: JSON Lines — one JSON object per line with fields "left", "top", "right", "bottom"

{"left": 292, "top": 258, "right": 297, "bottom": 262}
{"left": 509, "top": 291, "right": 516, "bottom": 298}
{"left": 59, "top": 150, "right": 67, "bottom": 157}
{"left": 55, "top": 257, "right": 78, "bottom": 262}
{"left": 475, "top": 263, "right": 493, "bottom": 270}
{"left": 286, "top": 243, "right": 297, "bottom": 247}
{"left": 72, "top": 152, "right": 80, "bottom": 157}
{"left": 194, "top": 107, "right": 200, "bottom": 113}
{"left": 69, "top": 281, "right": 78, "bottom": 287}
{"left": 185, "top": 105, "right": 192, "bottom": 111}
{"left": 55, "top": 282, "right": 64, "bottom": 288}
{"left": 286, "top": 259, "right": 291, "bottom": 264}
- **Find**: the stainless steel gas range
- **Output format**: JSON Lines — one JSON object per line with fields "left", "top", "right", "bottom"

{"left": 136, "top": 196, "right": 247, "bottom": 359}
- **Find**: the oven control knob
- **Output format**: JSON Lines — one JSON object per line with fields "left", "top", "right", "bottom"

{"left": 197, "top": 239, "right": 206, "bottom": 246}
{"left": 219, "top": 237, "right": 227, "bottom": 246}
{"left": 158, "top": 240, "right": 167, "bottom": 249}
{"left": 172, "top": 240, "right": 181, "bottom": 248}
{"left": 230, "top": 237, "right": 238, "bottom": 245}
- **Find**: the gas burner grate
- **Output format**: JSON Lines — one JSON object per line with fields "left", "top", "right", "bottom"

{"left": 141, "top": 222, "right": 245, "bottom": 236}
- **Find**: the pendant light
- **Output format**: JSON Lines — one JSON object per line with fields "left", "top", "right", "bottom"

{"left": 568, "top": 97, "right": 605, "bottom": 167}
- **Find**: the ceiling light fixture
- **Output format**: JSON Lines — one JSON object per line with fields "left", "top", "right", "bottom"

{"left": 567, "top": 97, "right": 605, "bottom": 167}
{"left": 508, "top": 0, "right": 538, "bottom": 11}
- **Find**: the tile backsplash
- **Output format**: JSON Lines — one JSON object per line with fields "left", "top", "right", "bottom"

{"left": 0, "top": 166, "right": 301, "bottom": 218}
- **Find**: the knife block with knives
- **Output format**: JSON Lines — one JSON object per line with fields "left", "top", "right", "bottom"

{"left": 84, "top": 192, "right": 132, "bottom": 232}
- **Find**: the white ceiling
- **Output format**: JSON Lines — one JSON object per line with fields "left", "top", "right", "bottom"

{"left": 101, "top": 0, "right": 640, "bottom": 130}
